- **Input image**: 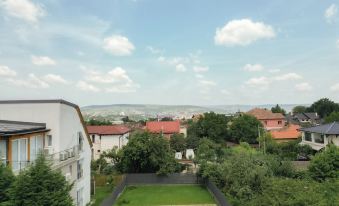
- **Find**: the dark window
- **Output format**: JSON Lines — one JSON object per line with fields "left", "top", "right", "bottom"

{"left": 91, "top": 135, "right": 95, "bottom": 143}
{"left": 264, "top": 121, "right": 268, "bottom": 125}
{"left": 314, "top": 134, "right": 324, "bottom": 144}
{"left": 305, "top": 132, "right": 312, "bottom": 141}
{"left": 278, "top": 121, "right": 282, "bottom": 125}
{"left": 97, "top": 150, "right": 101, "bottom": 153}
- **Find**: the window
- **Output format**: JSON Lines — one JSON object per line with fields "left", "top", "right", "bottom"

{"left": 45, "top": 135, "right": 52, "bottom": 147}
{"left": 314, "top": 134, "right": 324, "bottom": 144}
{"left": 11, "top": 139, "right": 28, "bottom": 171}
{"left": 30, "top": 135, "right": 44, "bottom": 162}
{"left": 78, "top": 132, "right": 83, "bottom": 152}
{"left": 264, "top": 121, "right": 268, "bottom": 125}
{"left": 92, "top": 135, "right": 95, "bottom": 143}
{"left": 0, "top": 140, "right": 7, "bottom": 165}
{"left": 304, "top": 132, "right": 312, "bottom": 142}
{"left": 278, "top": 121, "right": 282, "bottom": 125}
{"left": 97, "top": 150, "right": 101, "bottom": 153}
{"left": 77, "top": 160, "right": 83, "bottom": 179}
{"left": 76, "top": 187, "right": 84, "bottom": 206}
{"left": 69, "top": 165, "right": 73, "bottom": 176}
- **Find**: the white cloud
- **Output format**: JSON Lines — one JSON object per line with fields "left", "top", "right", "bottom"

{"left": 330, "top": 83, "right": 339, "bottom": 92}
{"left": 245, "top": 76, "right": 270, "bottom": 88}
{"left": 325, "top": 4, "right": 337, "bottom": 23}
{"left": 274, "top": 73, "right": 302, "bottom": 81}
{"left": 221, "top": 89, "right": 231, "bottom": 95}
{"left": 336, "top": 39, "right": 339, "bottom": 48}
{"left": 268, "top": 69, "right": 281, "bottom": 73}
{"left": 193, "top": 66, "right": 209, "bottom": 73}
{"left": 199, "top": 79, "right": 217, "bottom": 86}
{"left": 243, "top": 64, "right": 264, "bottom": 72}
{"left": 31, "top": 56, "right": 56, "bottom": 66}
{"left": 295, "top": 82, "right": 312, "bottom": 92}
{"left": 81, "top": 66, "right": 139, "bottom": 93}
{"left": 103, "top": 35, "right": 135, "bottom": 56}
{"left": 146, "top": 46, "right": 162, "bottom": 54}
{"left": 175, "top": 64, "right": 187, "bottom": 72}
{"left": 43, "top": 74, "right": 68, "bottom": 84}
{"left": 7, "top": 73, "right": 49, "bottom": 88}
{"left": 0, "top": 0, "right": 45, "bottom": 23}
{"left": 195, "top": 74, "right": 204, "bottom": 79}
{"left": 214, "top": 19, "right": 275, "bottom": 46}
{"left": 76, "top": 81, "right": 100, "bottom": 92}
{"left": 0, "top": 65, "right": 17, "bottom": 77}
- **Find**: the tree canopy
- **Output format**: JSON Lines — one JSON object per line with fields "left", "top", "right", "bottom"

{"left": 306, "top": 98, "right": 339, "bottom": 118}
{"left": 292, "top": 105, "right": 307, "bottom": 114}
{"left": 229, "top": 114, "right": 263, "bottom": 144}
{"left": 271, "top": 104, "right": 286, "bottom": 115}
{"left": 0, "top": 163, "right": 14, "bottom": 203}
{"left": 187, "top": 112, "right": 230, "bottom": 147}
{"left": 116, "top": 132, "right": 181, "bottom": 175}
{"left": 86, "top": 118, "right": 112, "bottom": 125}
{"left": 9, "top": 155, "right": 73, "bottom": 206}
{"left": 324, "top": 111, "right": 339, "bottom": 123}
{"left": 169, "top": 133, "right": 186, "bottom": 152}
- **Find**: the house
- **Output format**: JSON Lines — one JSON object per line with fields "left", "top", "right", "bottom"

{"left": 0, "top": 100, "right": 91, "bottom": 206}
{"left": 247, "top": 108, "right": 285, "bottom": 130}
{"left": 145, "top": 121, "right": 186, "bottom": 139}
{"left": 299, "top": 122, "right": 339, "bottom": 151}
{"left": 87, "top": 125, "right": 130, "bottom": 160}
{"left": 287, "top": 112, "right": 320, "bottom": 126}
{"left": 270, "top": 124, "right": 301, "bottom": 142}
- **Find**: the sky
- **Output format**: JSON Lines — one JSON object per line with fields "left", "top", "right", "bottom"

{"left": 0, "top": 0, "right": 338, "bottom": 106}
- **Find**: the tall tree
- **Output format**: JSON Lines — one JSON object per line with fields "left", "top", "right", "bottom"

{"left": 117, "top": 132, "right": 180, "bottom": 174}
{"left": 169, "top": 133, "right": 186, "bottom": 152}
{"left": 292, "top": 105, "right": 307, "bottom": 114}
{"left": 229, "top": 114, "right": 263, "bottom": 144}
{"left": 306, "top": 98, "right": 339, "bottom": 118}
{"left": 9, "top": 155, "right": 73, "bottom": 206}
{"left": 324, "top": 111, "right": 339, "bottom": 123}
{"left": 271, "top": 104, "right": 286, "bottom": 115}
{"left": 0, "top": 164, "right": 15, "bottom": 203}
{"left": 187, "top": 112, "right": 230, "bottom": 145}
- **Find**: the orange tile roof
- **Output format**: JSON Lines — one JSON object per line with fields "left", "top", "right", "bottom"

{"left": 247, "top": 108, "right": 285, "bottom": 120}
{"left": 146, "top": 121, "right": 180, "bottom": 134}
{"left": 87, "top": 125, "right": 130, "bottom": 135}
{"left": 270, "top": 124, "right": 301, "bottom": 139}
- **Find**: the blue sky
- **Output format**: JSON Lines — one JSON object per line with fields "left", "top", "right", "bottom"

{"left": 0, "top": 0, "right": 338, "bottom": 106}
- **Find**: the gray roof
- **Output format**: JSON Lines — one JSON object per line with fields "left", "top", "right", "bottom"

{"left": 0, "top": 120, "right": 48, "bottom": 137}
{"left": 299, "top": 122, "right": 339, "bottom": 135}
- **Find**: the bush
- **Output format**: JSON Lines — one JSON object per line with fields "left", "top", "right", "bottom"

{"left": 0, "top": 164, "right": 15, "bottom": 203}
{"left": 308, "top": 145, "right": 339, "bottom": 181}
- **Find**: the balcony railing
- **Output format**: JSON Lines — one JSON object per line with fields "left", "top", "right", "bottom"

{"left": 2, "top": 145, "right": 80, "bottom": 172}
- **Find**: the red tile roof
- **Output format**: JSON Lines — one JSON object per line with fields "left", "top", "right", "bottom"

{"left": 270, "top": 124, "right": 301, "bottom": 140}
{"left": 247, "top": 108, "right": 285, "bottom": 120}
{"left": 146, "top": 121, "right": 180, "bottom": 134}
{"left": 87, "top": 125, "right": 130, "bottom": 135}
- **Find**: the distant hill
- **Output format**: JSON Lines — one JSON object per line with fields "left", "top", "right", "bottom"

{"left": 81, "top": 104, "right": 305, "bottom": 121}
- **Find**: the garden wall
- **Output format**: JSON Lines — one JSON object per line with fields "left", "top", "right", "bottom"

{"left": 101, "top": 173, "right": 231, "bottom": 206}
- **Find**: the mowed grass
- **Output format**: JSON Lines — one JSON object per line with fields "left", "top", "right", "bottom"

{"left": 92, "top": 186, "right": 112, "bottom": 206}
{"left": 115, "top": 185, "right": 216, "bottom": 206}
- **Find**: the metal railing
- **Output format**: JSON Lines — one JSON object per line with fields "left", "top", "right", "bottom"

{"left": 2, "top": 145, "right": 80, "bottom": 172}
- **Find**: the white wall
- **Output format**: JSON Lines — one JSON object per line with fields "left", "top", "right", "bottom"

{"left": 0, "top": 102, "right": 91, "bottom": 206}
{"left": 91, "top": 132, "right": 129, "bottom": 160}
{"left": 301, "top": 131, "right": 339, "bottom": 151}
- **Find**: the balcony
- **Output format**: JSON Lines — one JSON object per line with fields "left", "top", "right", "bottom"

{"left": 3, "top": 145, "right": 80, "bottom": 173}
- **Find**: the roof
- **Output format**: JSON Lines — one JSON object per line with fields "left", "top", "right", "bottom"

{"left": 146, "top": 121, "right": 180, "bottom": 134}
{"left": 294, "top": 112, "right": 319, "bottom": 121}
{"left": 299, "top": 122, "right": 339, "bottom": 135}
{"left": 0, "top": 120, "right": 49, "bottom": 136}
{"left": 270, "top": 124, "right": 301, "bottom": 140}
{"left": 87, "top": 125, "right": 130, "bottom": 135}
{"left": 247, "top": 108, "right": 285, "bottom": 120}
{"left": 0, "top": 99, "right": 92, "bottom": 147}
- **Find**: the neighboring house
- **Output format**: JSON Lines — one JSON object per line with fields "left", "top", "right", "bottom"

{"left": 270, "top": 124, "right": 301, "bottom": 142}
{"left": 0, "top": 100, "right": 91, "bottom": 206}
{"left": 247, "top": 108, "right": 286, "bottom": 130}
{"left": 146, "top": 121, "right": 185, "bottom": 139}
{"left": 287, "top": 112, "right": 321, "bottom": 125}
{"left": 299, "top": 122, "right": 339, "bottom": 151}
{"left": 87, "top": 125, "right": 130, "bottom": 160}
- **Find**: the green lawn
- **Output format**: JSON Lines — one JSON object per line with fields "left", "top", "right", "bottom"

{"left": 115, "top": 185, "right": 216, "bottom": 206}
{"left": 92, "top": 186, "right": 112, "bottom": 206}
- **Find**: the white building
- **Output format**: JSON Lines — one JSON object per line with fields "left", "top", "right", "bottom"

{"left": 0, "top": 100, "right": 92, "bottom": 206}
{"left": 87, "top": 125, "right": 130, "bottom": 160}
{"left": 299, "top": 122, "right": 339, "bottom": 151}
